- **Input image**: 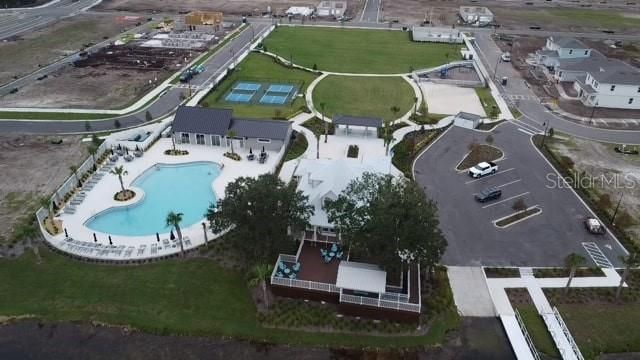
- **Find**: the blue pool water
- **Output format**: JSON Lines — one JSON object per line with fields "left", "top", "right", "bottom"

{"left": 86, "top": 162, "right": 220, "bottom": 237}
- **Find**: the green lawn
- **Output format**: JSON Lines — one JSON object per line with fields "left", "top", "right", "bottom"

{"left": 284, "top": 131, "right": 308, "bottom": 161}
{"left": 313, "top": 76, "right": 415, "bottom": 122}
{"left": 0, "top": 111, "right": 116, "bottom": 120}
{"left": 557, "top": 304, "right": 640, "bottom": 359}
{"left": 0, "top": 249, "right": 458, "bottom": 348}
{"left": 475, "top": 87, "right": 499, "bottom": 118}
{"left": 199, "top": 53, "right": 317, "bottom": 119}
{"left": 515, "top": 305, "right": 560, "bottom": 358}
{"left": 263, "top": 27, "right": 459, "bottom": 74}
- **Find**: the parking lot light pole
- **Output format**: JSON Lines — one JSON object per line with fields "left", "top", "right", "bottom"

{"left": 611, "top": 192, "right": 624, "bottom": 225}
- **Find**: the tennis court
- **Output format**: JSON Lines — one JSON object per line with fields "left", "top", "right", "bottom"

{"left": 266, "top": 84, "right": 294, "bottom": 94}
{"left": 225, "top": 92, "right": 254, "bottom": 103}
{"left": 259, "top": 94, "right": 289, "bottom": 105}
{"left": 234, "top": 82, "right": 262, "bottom": 92}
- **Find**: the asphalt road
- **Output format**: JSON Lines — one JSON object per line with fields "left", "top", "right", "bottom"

{"left": 0, "top": 22, "right": 270, "bottom": 133}
{"left": 414, "top": 123, "right": 628, "bottom": 267}
{"left": 0, "top": 0, "right": 100, "bottom": 40}
{"left": 360, "top": 0, "right": 381, "bottom": 23}
{"left": 472, "top": 32, "right": 640, "bottom": 144}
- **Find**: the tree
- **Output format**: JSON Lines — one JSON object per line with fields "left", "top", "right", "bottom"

{"left": 564, "top": 253, "right": 586, "bottom": 294}
{"left": 166, "top": 211, "right": 185, "bottom": 257}
{"left": 617, "top": 253, "right": 640, "bottom": 300}
{"left": 171, "top": 131, "right": 177, "bottom": 152}
{"left": 39, "top": 197, "right": 53, "bottom": 223}
{"left": 110, "top": 165, "right": 128, "bottom": 193}
{"left": 325, "top": 173, "right": 447, "bottom": 276}
{"left": 248, "top": 263, "right": 272, "bottom": 309}
{"left": 145, "top": 110, "right": 153, "bottom": 122}
{"left": 87, "top": 144, "right": 99, "bottom": 171}
{"left": 315, "top": 132, "right": 320, "bottom": 159}
{"left": 69, "top": 165, "right": 80, "bottom": 187}
{"left": 319, "top": 103, "right": 328, "bottom": 143}
{"left": 390, "top": 105, "right": 401, "bottom": 120}
{"left": 206, "top": 174, "right": 314, "bottom": 266}
{"left": 512, "top": 198, "right": 527, "bottom": 213}
{"left": 382, "top": 118, "right": 395, "bottom": 156}
{"left": 226, "top": 130, "right": 237, "bottom": 154}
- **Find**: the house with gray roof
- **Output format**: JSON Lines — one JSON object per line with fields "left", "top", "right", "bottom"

{"left": 534, "top": 37, "right": 640, "bottom": 109}
{"left": 171, "top": 106, "right": 292, "bottom": 152}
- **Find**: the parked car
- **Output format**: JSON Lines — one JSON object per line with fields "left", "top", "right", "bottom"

{"left": 468, "top": 161, "right": 498, "bottom": 178}
{"left": 9, "top": 87, "right": 18, "bottom": 94}
{"left": 584, "top": 217, "right": 606, "bottom": 235}
{"left": 475, "top": 187, "right": 502, "bottom": 203}
{"left": 501, "top": 52, "right": 511, "bottom": 62}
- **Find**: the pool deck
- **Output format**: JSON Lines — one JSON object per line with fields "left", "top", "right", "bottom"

{"left": 47, "top": 137, "right": 284, "bottom": 262}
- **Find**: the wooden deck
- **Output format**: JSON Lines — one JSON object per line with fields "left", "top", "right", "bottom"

{"left": 296, "top": 240, "right": 340, "bottom": 285}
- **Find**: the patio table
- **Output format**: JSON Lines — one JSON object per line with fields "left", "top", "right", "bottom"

{"left": 284, "top": 268, "right": 291, "bottom": 274}
{"left": 329, "top": 252, "right": 335, "bottom": 257}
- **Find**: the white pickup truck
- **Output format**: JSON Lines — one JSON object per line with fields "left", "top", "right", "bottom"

{"left": 468, "top": 161, "right": 498, "bottom": 178}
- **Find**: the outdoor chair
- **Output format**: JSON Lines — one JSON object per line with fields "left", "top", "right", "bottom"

{"left": 276, "top": 272, "right": 284, "bottom": 278}
{"left": 288, "top": 273, "right": 297, "bottom": 280}
{"left": 336, "top": 251, "right": 343, "bottom": 259}
{"left": 324, "top": 255, "right": 332, "bottom": 264}
{"left": 331, "top": 243, "right": 338, "bottom": 252}
{"left": 278, "top": 261, "right": 286, "bottom": 270}
{"left": 247, "top": 153, "right": 255, "bottom": 161}
{"left": 320, "top": 249, "right": 328, "bottom": 257}
{"left": 134, "top": 150, "right": 143, "bottom": 157}
{"left": 292, "top": 262, "right": 300, "bottom": 272}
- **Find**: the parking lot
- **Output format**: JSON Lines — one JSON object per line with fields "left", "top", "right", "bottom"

{"left": 413, "top": 123, "right": 627, "bottom": 267}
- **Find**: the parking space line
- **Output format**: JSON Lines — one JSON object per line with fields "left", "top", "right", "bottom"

{"left": 465, "top": 168, "right": 515, "bottom": 184}
{"left": 496, "top": 179, "right": 522, "bottom": 189}
{"left": 482, "top": 192, "right": 530, "bottom": 209}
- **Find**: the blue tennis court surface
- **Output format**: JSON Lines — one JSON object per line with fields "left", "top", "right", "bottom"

{"left": 260, "top": 94, "right": 288, "bottom": 105}
{"left": 266, "top": 84, "right": 294, "bottom": 94}
{"left": 234, "top": 82, "right": 261, "bottom": 91}
{"left": 226, "top": 92, "right": 253, "bottom": 103}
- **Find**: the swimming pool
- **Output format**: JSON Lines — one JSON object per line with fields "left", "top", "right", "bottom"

{"left": 85, "top": 162, "right": 220, "bottom": 237}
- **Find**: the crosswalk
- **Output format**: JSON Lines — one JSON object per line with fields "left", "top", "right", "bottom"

{"left": 504, "top": 94, "right": 539, "bottom": 101}
{"left": 582, "top": 242, "right": 613, "bottom": 268}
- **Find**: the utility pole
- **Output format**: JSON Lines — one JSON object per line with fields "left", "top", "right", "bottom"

{"left": 611, "top": 192, "right": 624, "bottom": 225}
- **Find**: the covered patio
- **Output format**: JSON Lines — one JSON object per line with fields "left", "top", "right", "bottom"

{"left": 333, "top": 115, "right": 382, "bottom": 137}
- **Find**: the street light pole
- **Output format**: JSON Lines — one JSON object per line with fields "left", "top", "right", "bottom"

{"left": 540, "top": 120, "right": 551, "bottom": 147}
{"left": 230, "top": 47, "right": 236, "bottom": 68}
{"left": 589, "top": 101, "right": 598, "bottom": 125}
{"left": 611, "top": 192, "right": 624, "bottom": 225}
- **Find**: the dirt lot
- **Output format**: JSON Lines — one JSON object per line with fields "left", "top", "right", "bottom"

{"left": 548, "top": 135, "right": 640, "bottom": 247}
{"left": 0, "top": 66, "right": 170, "bottom": 109}
{"left": 97, "top": 0, "right": 362, "bottom": 17}
{"left": 380, "top": 0, "right": 640, "bottom": 33}
{"left": 0, "top": 135, "right": 87, "bottom": 249}
{"left": 0, "top": 14, "right": 142, "bottom": 86}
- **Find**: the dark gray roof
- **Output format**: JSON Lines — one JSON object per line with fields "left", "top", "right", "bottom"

{"left": 333, "top": 115, "right": 383, "bottom": 128}
{"left": 553, "top": 37, "right": 588, "bottom": 49}
{"left": 456, "top": 112, "right": 482, "bottom": 121}
{"left": 172, "top": 106, "right": 291, "bottom": 140}
{"left": 537, "top": 49, "right": 558, "bottom": 57}
{"left": 230, "top": 118, "right": 291, "bottom": 140}
{"left": 558, "top": 51, "right": 640, "bottom": 85}
{"left": 172, "top": 106, "right": 232, "bottom": 135}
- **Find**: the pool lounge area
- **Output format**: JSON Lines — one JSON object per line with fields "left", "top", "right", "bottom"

{"left": 270, "top": 240, "right": 422, "bottom": 318}
{"left": 41, "top": 136, "right": 285, "bottom": 263}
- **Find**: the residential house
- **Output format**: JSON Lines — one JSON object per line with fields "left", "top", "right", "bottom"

{"left": 536, "top": 37, "right": 592, "bottom": 70}
{"left": 412, "top": 26, "right": 464, "bottom": 44}
{"left": 458, "top": 6, "right": 494, "bottom": 26}
{"left": 171, "top": 106, "right": 292, "bottom": 152}
{"left": 270, "top": 158, "right": 422, "bottom": 321}
{"left": 317, "top": 1, "right": 347, "bottom": 18}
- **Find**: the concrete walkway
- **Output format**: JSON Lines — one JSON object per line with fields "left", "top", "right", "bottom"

{"left": 448, "top": 266, "right": 496, "bottom": 317}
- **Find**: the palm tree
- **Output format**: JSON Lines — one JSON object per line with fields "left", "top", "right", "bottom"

{"left": 248, "top": 263, "right": 273, "bottom": 309}
{"left": 319, "top": 102, "right": 328, "bottom": 143}
{"left": 616, "top": 253, "right": 640, "bottom": 300}
{"left": 226, "top": 130, "right": 237, "bottom": 154}
{"left": 88, "top": 144, "right": 98, "bottom": 171}
{"left": 69, "top": 165, "right": 80, "bottom": 187}
{"left": 564, "top": 253, "right": 586, "bottom": 294}
{"left": 382, "top": 118, "right": 394, "bottom": 156}
{"left": 166, "top": 211, "right": 185, "bottom": 257}
{"left": 390, "top": 105, "right": 401, "bottom": 121}
{"left": 315, "top": 132, "right": 320, "bottom": 159}
{"left": 39, "top": 197, "right": 53, "bottom": 223}
{"left": 413, "top": 96, "right": 419, "bottom": 116}
{"left": 110, "top": 165, "right": 128, "bottom": 194}
{"left": 171, "top": 131, "right": 177, "bottom": 152}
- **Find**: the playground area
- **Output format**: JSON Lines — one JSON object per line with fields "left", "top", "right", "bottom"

{"left": 224, "top": 81, "right": 299, "bottom": 106}
{"left": 416, "top": 62, "right": 484, "bottom": 86}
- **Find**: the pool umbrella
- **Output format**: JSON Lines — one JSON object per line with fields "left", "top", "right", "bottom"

{"left": 93, "top": 233, "right": 97, "bottom": 242}
{"left": 108, "top": 235, "right": 113, "bottom": 245}
{"left": 249, "top": 147, "right": 253, "bottom": 154}
{"left": 64, "top": 228, "right": 68, "bottom": 238}
{"left": 170, "top": 229, "right": 175, "bottom": 241}
{"left": 262, "top": 146, "right": 265, "bottom": 153}
{"left": 156, "top": 232, "right": 160, "bottom": 242}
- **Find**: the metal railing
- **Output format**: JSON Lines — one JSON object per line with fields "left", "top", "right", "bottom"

{"left": 380, "top": 292, "right": 409, "bottom": 303}
{"left": 339, "top": 293, "right": 421, "bottom": 313}
{"left": 271, "top": 275, "right": 339, "bottom": 293}
{"left": 553, "top": 307, "right": 585, "bottom": 360}
{"left": 514, "top": 308, "right": 542, "bottom": 360}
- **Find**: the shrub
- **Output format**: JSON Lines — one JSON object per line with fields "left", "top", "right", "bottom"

{"left": 347, "top": 145, "right": 359, "bottom": 158}
{"left": 223, "top": 152, "right": 241, "bottom": 161}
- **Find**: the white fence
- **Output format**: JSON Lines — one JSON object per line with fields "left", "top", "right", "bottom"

{"left": 515, "top": 308, "right": 542, "bottom": 360}
{"left": 271, "top": 275, "right": 340, "bottom": 293}
{"left": 340, "top": 292, "right": 421, "bottom": 313}
{"left": 52, "top": 141, "right": 109, "bottom": 206}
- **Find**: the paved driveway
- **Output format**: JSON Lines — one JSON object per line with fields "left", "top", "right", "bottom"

{"left": 413, "top": 123, "right": 627, "bottom": 267}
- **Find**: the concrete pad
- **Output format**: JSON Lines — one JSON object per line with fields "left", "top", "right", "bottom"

{"left": 447, "top": 266, "right": 496, "bottom": 317}
{"left": 420, "top": 83, "right": 486, "bottom": 116}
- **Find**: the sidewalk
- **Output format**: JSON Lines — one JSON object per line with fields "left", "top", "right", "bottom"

{"left": 545, "top": 103, "right": 640, "bottom": 128}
